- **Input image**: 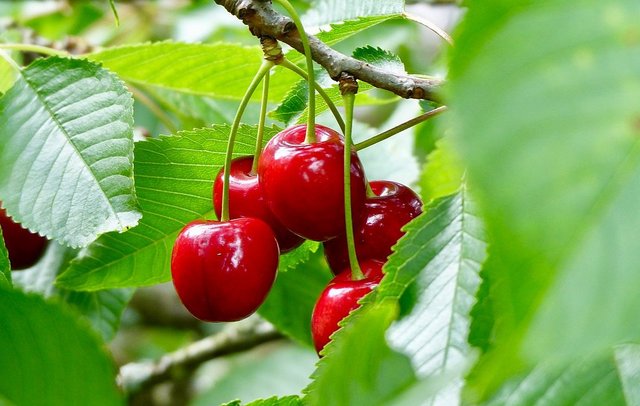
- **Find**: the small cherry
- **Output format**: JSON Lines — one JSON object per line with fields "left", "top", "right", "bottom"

{"left": 0, "top": 208, "right": 47, "bottom": 270}
{"left": 324, "top": 181, "right": 422, "bottom": 274}
{"left": 213, "top": 156, "right": 304, "bottom": 253}
{"left": 258, "top": 124, "right": 367, "bottom": 242}
{"left": 171, "top": 217, "right": 279, "bottom": 322}
{"left": 311, "top": 259, "right": 384, "bottom": 354}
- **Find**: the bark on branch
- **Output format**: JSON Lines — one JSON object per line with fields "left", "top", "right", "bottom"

{"left": 118, "top": 318, "right": 283, "bottom": 394}
{"left": 214, "top": 0, "right": 444, "bottom": 101}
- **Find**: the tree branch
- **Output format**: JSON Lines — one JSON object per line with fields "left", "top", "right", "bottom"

{"left": 214, "top": 0, "right": 444, "bottom": 101}
{"left": 117, "top": 318, "right": 283, "bottom": 394}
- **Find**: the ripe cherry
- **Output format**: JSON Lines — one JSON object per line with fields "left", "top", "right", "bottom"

{"left": 324, "top": 181, "right": 422, "bottom": 274}
{"left": 213, "top": 156, "right": 304, "bottom": 253}
{"left": 311, "top": 259, "right": 384, "bottom": 354}
{"left": 171, "top": 217, "right": 279, "bottom": 322}
{"left": 0, "top": 208, "right": 47, "bottom": 270}
{"left": 258, "top": 124, "right": 367, "bottom": 242}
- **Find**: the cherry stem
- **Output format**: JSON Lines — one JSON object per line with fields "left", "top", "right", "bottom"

{"left": 250, "top": 71, "right": 271, "bottom": 175}
{"left": 0, "top": 43, "right": 69, "bottom": 57}
{"left": 221, "top": 60, "right": 274, "bottom": 222}
{"left": 341, "top": 84, "right": 364, "bottom": 281}
{"left": 273, "top": 0, "right": 316, "bottom": 143}
{"left": 354, "top": 106, "right": 448, "bottom": 151}
{"left": 280, "top": 58, "right": 345, "bottom": 133}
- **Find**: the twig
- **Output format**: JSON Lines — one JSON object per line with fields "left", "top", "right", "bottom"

{"left": 213, "top": 0, "right": 444, "bottom": 101}
{"left": 117, "top": 318, "right": 283, "bottom": 394}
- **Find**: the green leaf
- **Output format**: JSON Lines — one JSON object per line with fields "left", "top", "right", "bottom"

{"left": 0, "top": 273, "right": 8, "bottom": 290}
{"left": 615, "top": 344, "right": 640, "bottom": 405}
{"left": 88, "top": 42, "right": 298, "bottom": 102}
{"left": 269, "top": 79, "right": 308, "bottom": 125}
{"left": 0, "top": 289, "right": 123, "bottom": 405}
{"left": 223, "top": 396, "right": 302, "bottom": 406}
{"left": 0, "top": 56, "right": 140, "bottom": 247}
{"left": 193, "top": 344, "right": 313, "bottom": 406}
{"left": 314, "top": 16, "right": 400, "bottom": 48}
{"left": 278, "top": 240, "right": 321, "bottom": 272}
{"left": 57, "top": 125, "right": 279, "bottom": 290}
{"left": 448, "top": 0, "right": 640, "bottom": 390}
{"left": 61, "top": 287, "right": 133, "bottom": 342}
{"left": 352, "top": 46, "right": 406, "bottom": 75}
{"left": 149, "top": 87, "right": 236, "bottom": 126}
{"left": 419, "top": 137, "right": 464, "bottom": 202}
{"left": 246, "top": 397, "right": 302, "bottom": 406}
{"left": 23, "top": 3, "right": 103, "bottom": 40}
{"left": 484, "top": 353, "right": 625, "bottom": 406}
{"left": 13, "top": 243, "right": 133, "bottom": 341}
{"left": 302, "top": 0, "right": 404, "bottom": 26}
{"left": 304, "top": 302, "right": 416, "bottom": 406}
{"left": 14, "top": 243, "right": 76, "bottom": 297}
{"left": 0, "top": 56, "right": 17, "bottom": 94}
{"left": 0, "top": 227, "right": 10, "bottom": 288}
{"left": 0, "top": 393, "right": 15, "bottom": 406}
{"left": 413, "top": 112, "right": 444, "bottom": 163}
{"left": 258, "top": 244, "right": 331, "bottom": 347}
{"left": 467, "top": 258, "right": 494, "bottom": 353}
{"left": 382, "top": 190, "right": 486, "bottom": 403}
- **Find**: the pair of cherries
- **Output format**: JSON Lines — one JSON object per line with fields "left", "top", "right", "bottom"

{"left": 171, "top": 124, "right": 421, "bottom": 353}
{"left": 311, "top": 178, "right": 422, "bottom": 353}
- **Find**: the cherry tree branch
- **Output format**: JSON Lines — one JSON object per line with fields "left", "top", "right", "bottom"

{"left": 117, "top": 318, "right": 283, "bottom": 394}
{"left": 213, "top": 0, "right": 444, "bottom": 101}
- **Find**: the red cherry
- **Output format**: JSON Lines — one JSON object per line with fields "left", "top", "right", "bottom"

{"left": 213, "top": 156, "right": 304, "bottom": 253}
{"left": 324, "top": 181, "right": 422, "bottom": 274}
{"left": 171, "top": 217, "right": 279, "bottom": 322}
{"left": 0, "top": 208, "right": 47, "bottom": 270}
{"left": 257, "top": 124, "right": 367, "bottom": 242}
{"left": 311, "top": 259, "right": 384, "bottom": 354}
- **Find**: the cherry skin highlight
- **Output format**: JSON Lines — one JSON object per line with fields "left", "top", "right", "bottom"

{"left": 0, "top": 208, "right": 47, "bottom": 270}
{"left": 324, "top": 180, "right": 422, "bottom": 274}
{"left": 171, "top": 217, "right": 279, "bottom": 322}
{"left": 213, "top": 156, "right": 304, "bottom": 253}
{"left": 258, "top": 124, "right": 367, "bottom": 242}
{"left": 311, "top": 259, "right": 384, "bottom": 354}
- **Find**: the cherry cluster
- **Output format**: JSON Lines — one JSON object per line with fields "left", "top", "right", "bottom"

{"left": 171, "top": 123, "right": 421, "bottom": 354}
